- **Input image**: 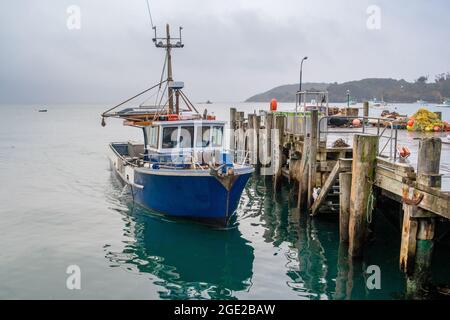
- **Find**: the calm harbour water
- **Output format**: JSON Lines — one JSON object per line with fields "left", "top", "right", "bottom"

{"left": 0, "top": 102, "right": 449, "bottom": 299}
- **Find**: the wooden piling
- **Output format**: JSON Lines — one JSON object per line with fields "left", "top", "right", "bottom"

{"left": 247, "top": 114, "right": 257, "bottom": 166}
{"left": 297, "top": 137, "right": 310, "bottom": 209}
{"left": 363, "top": 101, "right": 369, "bottom": 126}
{"left": 348, "top": 134, "right": 379, "bottom": 258}
{"left": 266, "top": 113, "right": 273, "bottom": 159}
{"left": 400, "top": 204, "right": 419, "bottom": 274}
{"left": 417, "top": 137, "right": 442, "bottom": 188}
{"left": 307, "top": 110, "right": 319, "bottom": 208}
{"left": 363, "top": 101, "right": 369, "bottom": 117}
{"left": 254, "top": 115, "right": 261, "bottom": 168}
{"left": 339, "top": 172, "right": 352, "bottom": 243}
{"left": 404, "top": 137, "right": 441, "bottom": 296}
{"left": 273, "top": 115, "right": 285, "bottom": 191}
{"left": 260, "top": 112, "right": 274, "bottom": 176}
{"left": 230, "top": 108, "right": 237, "bottom": 161}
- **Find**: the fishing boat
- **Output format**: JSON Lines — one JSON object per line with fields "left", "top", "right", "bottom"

{"left": 436, "top": 100, "right": 450, "bottom": 108}
{"left": 370, "top": 99, "right": 387, "bottom": 108}
{"left": 416, "top": 99, "right": 428, "bottom": 105}
{"left": 101, "top": 25, "right": 254, "bottom": 226}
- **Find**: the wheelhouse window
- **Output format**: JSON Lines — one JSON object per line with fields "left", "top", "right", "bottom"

{"left": 179, "top": 126, "right": 194, "bottom": 148}
{"left": 145, "top": 126, "right": 159, "bottom": 149}
{"left": 162, "top": 126, "right": 179, "bottom": 149}
{"left": 196, "top": 126, "right": 211, "bottom": 148}
{"left": 212, "top": 126, "right": 223, "bottom": 147}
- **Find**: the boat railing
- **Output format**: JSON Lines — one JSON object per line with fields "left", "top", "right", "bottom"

{"left": 134, "top": 149, "right": 247, "bottom": 169}
{"left": 318, "top": 116, "right": 399, "bottom": 161}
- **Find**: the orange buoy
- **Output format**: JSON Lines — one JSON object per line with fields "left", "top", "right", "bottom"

{"left": 270, "top": 98, "right": 277, "bottom": 111}
{"left": 352, "top": 119, "right": 361, "bottom": 127}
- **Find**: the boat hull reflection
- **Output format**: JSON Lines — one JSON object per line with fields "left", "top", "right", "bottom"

{"left": 106, "top": 203, "right": 254, "bottom": 299}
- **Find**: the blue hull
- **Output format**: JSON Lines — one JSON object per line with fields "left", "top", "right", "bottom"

{"left": 132, "top": 169, "right": 252, "bottom": 224}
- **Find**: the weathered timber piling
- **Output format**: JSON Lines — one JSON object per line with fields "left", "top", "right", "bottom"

{"left": 307, "top": 110, "right": 319, "bottom": 208}
{"left": 273, "top": 115, "right": 285, "bottom": 191}
{"left": 363, "top": 101, "right": 369, "bottom": 125}
{"left": 230, "top": 107, "right": 237, "bottom": 158}
{"left": 339, "top": 172, "right": 352, "bottom": 243}
{"left": 363, "top": 101, "right": 369, "bottom": 117}
{"left": 261, "top": 112, "right": 274, "bottom": 176}
{"left": 403, "top": 137, "right": 441, "bottom": 297}
{"left": 254, "top": 115, "right": 261, "bottom": 168}
{"left": 417, "top": 137, "right": 442, "bottom": 188}
{"left": 247, "top": 114, "right": 257, "bottom": 166}
{"left": 297, "top": 136, "right": 310, "bottom": 209}
{"left": 348, "top": 134, "right": 379, "bottom": 258}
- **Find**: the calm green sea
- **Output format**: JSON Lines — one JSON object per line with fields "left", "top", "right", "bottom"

{"left": 1, "top": 103, "right": 449, "bottom": 299}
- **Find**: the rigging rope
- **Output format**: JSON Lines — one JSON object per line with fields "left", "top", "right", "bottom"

{"left": 154, "top": 52, "right": 168, "bottom": 106}
{"left": 101, "top": 80, "right": 167, "bottom": 117}
{"left": 145, "top": 0, "right": 155, "bottom": 28}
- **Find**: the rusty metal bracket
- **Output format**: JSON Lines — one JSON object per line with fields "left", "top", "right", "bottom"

{"left": 402, "top": 186, "right": 424, "bottom": 206}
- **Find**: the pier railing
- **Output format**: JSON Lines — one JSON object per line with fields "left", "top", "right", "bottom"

{"left": 318, "top": 116, "right": 399, "bottom": 161}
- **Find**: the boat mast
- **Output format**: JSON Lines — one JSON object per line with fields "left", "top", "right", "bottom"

{"left": 153, "top": 24, "right": 184, "bottom": 114}
{"left": 166, "top": 24, "right": 174, "bottom": 113}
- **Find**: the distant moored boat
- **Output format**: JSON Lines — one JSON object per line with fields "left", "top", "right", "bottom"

{"left": 436, "top": 100, "right": 450, "bottom": 107}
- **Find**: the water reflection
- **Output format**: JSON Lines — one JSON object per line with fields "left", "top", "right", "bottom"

{"left": 246, "top": 176, "right": 405, "bottom": 300}
{"left": 105, "top": 181, "right": 254, "bottom": 299}
{"left": 104, "top": 174, "right": 405, "bottom": 300}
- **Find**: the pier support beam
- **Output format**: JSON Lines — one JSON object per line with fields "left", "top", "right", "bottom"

{"left": 247, "top": 114, "right": 257, "bottom": 166}
{"left": 297, "top": 137, "right": 310, "bottom": 210}
{"left": 273, "top": 115, "right": 285, "bottom": 191}
{"left": 254, "top": 115, "right": 261, "bottom": 169}
{"left": 230, "top": 108, "right": 237, "bottom": 161}
{"left": 339, "top": 172, "right": 352, "bottom": 243}
{"left": 363, "top": 101, "right": 369, "bottom": 126}
{"left": 348, "top": 134, "right": 379, "bottom": 258}
{"left": 403, "top": 137, "right": 441, "bottom": 298}
{"left": 261, "top": 112, "right": 274, "bottom": 177}
{"left": 307, "top": 110, "right": 318, "bottom": 208}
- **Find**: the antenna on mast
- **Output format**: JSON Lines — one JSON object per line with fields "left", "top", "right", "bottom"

{"left": 152, "top": 24, "right": 184, "bottom": 114}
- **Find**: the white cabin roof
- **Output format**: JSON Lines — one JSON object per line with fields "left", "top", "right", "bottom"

{"left": 150, "top": 120, "right": 226, "bottom": 127}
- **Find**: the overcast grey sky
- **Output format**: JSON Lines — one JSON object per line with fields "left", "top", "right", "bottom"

{"left": 1, "top": 0, "right": 449, "bottom": 104}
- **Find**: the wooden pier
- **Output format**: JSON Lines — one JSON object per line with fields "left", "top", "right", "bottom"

{"left": 230, "top": 105, "right": 450, "bottom": 297}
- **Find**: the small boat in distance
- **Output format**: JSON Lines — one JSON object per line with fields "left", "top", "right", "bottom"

{"left": 416, "top": 99, "right": 428, "bottom": 105}
{"left": 370, "top": 98, "right": 387, "bottom": 108}
{"left": 38, "top": 109, "right": 48, "bottom": 112}
{"left": 101, "top": 24, "right": 254, "bottom": 226}
{"left": 436, "top": 100, "right": 450, "bottom": 108}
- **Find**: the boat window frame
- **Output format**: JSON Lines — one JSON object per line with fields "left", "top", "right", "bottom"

{"left": 158, "top": 122, "right": 226, "bottom": 152}
{"left": 146, "top": 125, "right": 159, "bottom": 150}
{"left": 211, "top": 125, "right": 224, "bottom": 148}
{"left": 195, "top": 125, "right": 212, "bottom": 149}
{"left": 160, "top": 125, "right": 180, "bottom": 150}
{"left": 179, "top": 125, "right": 195, "bottom": 149}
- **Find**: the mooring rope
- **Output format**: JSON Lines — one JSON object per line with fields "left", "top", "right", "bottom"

{"left": 366, "top": 188, "right": 375, "bottom": 224}
{"left": 366, "top": 175, "right": 376, "bottom": 224}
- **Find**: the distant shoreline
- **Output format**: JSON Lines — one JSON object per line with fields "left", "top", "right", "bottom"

{"left": 246, "top": 77, "right": 450, "bottom": 103}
